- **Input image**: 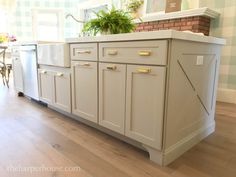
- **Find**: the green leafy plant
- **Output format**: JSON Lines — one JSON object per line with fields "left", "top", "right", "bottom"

{"left": 127, "top": 0, "right": 144, "bottom": 13}
{"left": 82, "top": 7, "right": 136, "bottom": 36}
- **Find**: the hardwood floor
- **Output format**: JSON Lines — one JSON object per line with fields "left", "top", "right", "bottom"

{"left": 0, "top": 81, "right": 236, "bottom": 177}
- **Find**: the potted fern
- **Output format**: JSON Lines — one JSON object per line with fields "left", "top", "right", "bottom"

{"left": 82, "top": 7, "right": 136, "bottom": 36}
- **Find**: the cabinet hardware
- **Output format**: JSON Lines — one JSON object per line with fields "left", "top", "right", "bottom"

{"left": 77, "top": 50, "right": 91, "bottom": 54}
{"left": 41, "top": 70, "right": 47, "bottom": 74}
{"left": 76, "top": 63, "right": 90, "bottom": 67}
{"left": 106, "top": 65, "right": 117, "bottom": 70}
{"left": 56, "top": 73, "right": 64, "bottom": 77}
{"left": 107, "top": 50, "right": 118, "bottom": 55}
{"left": 139, "top": 51, "right": 151, "bottom": 56}
{"left": 137, "top": 68, "right": 151, "bottom": 73}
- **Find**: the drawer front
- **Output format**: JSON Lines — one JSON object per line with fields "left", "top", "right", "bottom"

{"left": 70, "top": 43, "right": 97, "bottom": 61}
{"left": 99, "top": 40, "right": 168, "bottom": 65}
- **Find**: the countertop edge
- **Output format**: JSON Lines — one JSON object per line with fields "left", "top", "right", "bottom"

{"left": 65, "top": 30, "right": 226, "bottom": 45}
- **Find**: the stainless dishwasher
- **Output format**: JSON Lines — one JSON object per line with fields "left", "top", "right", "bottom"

{"left": 20, "top": 45, "right": 39, "bottom": 100}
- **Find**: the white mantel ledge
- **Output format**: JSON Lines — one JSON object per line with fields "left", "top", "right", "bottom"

{"left": 133, "top": 7, "right": 220, "bottom": 23}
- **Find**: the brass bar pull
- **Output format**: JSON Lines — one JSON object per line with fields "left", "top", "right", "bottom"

{"left": 41, "top": 70, "right": 47, "bottom": 74}
{"left": 107, "top": 50, "right": 118, "bottom": 56}
{"left": 77, "top": 50, "right": 91, "bottom": 54}
{"left": 139, "top": 50, "right": 151, "bottom": 56}
{"left": 56, "top": 73, "right": 63, "bottom": 77}
{"left": 76, "top": 63, "right": 90, "bottom": 67}
{"left": 137, "top": 68, "right": 151, "bottom": 74}
{"left": 106, "top": 65, "right": 117, "bottom": 70}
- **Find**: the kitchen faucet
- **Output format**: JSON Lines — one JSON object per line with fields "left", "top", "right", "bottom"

{"left": 65, "top": 13, "right": 89, "bottom": 37}
{"left": 65, "top": 13, "right": 85, "bottom": 23}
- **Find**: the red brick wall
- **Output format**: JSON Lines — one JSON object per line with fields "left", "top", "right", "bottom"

{"left": 135, "top": 16, "right": 211, "bottom": 36}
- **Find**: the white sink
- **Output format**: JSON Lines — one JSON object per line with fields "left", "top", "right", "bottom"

{"left": 37, "top": 43, "right": 70, "bottom": 67}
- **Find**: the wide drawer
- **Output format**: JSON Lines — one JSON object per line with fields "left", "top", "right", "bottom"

{"left": 99, "top": 40, "right": 168, "bottom": 65}
{"left": 70, "top": 43, "right": 98, "bottom": 61}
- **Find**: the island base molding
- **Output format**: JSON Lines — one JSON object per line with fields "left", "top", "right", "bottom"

{"left": 162, "top": 121, "right": 215, "bottom": 165}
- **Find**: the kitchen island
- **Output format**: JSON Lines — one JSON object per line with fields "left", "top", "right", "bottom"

{"left": 15, "top": 30, "right": 225, "bottom": 166}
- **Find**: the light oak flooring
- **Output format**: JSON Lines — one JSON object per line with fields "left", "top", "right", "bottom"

{"left": 0, "top": 81, "right": 236, "bottom": 177}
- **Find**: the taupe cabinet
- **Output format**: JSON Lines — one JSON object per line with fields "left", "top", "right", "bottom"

{"left": 98, "top": 41, "right": 167, "bottom": 150}
{"left": 66, "top": 31, "right": 224, "bottom": 166}
{"left": 99, "top": 63, "right": 126, "bottom": 134}
{"left": 70, "top": 41, "right": 167, "bottom": 151}
{"left": 71, "top": 61, "right": 98, "bottom": 123}
{"left": 38, "top": 70, "right": 53, "bottom": 104}
{"left": 70, "top": 43, "right": 98, "bottom": 123}
{"left": 125, "top": 65, "right": 166, "bottom": 150}
{"left": 99, "top": 64, "right": 166, "bottom": 149}
{"left": 38, "top": 68, "right": 71, "bottom": 113}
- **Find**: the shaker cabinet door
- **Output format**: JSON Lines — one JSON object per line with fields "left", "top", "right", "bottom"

{"left": 38, "top": 69, "right": 54, "bottom": 104}
{"left": 99, "top": 63, "right": 126, "bottom": 134}
{"left": 72, "top": 61, "right": 98, "bottom": 123}
{"left": 125, "top": 65, "right": 166, "bottom": 149}
{"left": 53, "top": 72, "right": 71, "bottom": 113}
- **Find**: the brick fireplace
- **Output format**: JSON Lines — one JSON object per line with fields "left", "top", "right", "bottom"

{"left": 135, "top": 16, "right": 211, "bottom": 36}
{"left": 134, "top": 8, "right": 219, "bottom": 36}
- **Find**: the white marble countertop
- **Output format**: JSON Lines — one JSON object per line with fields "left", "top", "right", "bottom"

{"left": 66, "top": 30, "right": 225, "bottom": 45}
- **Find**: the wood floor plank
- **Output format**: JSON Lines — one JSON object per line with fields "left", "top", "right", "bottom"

{"left": 0, "top": 129, "right": 92, "bottom": 177}
{"left": 15, "top": 116, "right": 133, "bottom": 177}
{"left": 171, "top": 165, "right": 212, "bottom": 177}
{"left": 23, "top": 110, "right": 171, "bottom": 177}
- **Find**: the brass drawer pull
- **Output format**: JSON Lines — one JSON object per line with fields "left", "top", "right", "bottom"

{"left": 139, "top": 51, "right": 152, "bottom": 56}
{"left": 41, "top": 70, "right": 47, "bottom": 74}
{"left": 106, "top": 65, "right": 117, "bottom": 70}
{"left": 77, "top": 50, "right": 91, "bottom": 54}
{"left": 76, "top": 63, "right": 91, "bottom": 67}
{"left": 56, "top": 73, "right": 63, "bottom": 77}
{"left": 137, "top": 68, "right": 151, "bottom": 74}
{"left": 107, "top": 50, "right": 118, "bottom": 56}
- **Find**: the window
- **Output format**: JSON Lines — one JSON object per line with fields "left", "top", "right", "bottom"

{"left": 0, "top": 8, "right": 8, "bottom": 33}
{"left": 76, "top": 0, "right": 114, "bottom": 33}
{"left": 145, "top": 0, "right": 166, "bottom": 15}
{"left": 32, "top": 9, "right": 64, "bottom": 41}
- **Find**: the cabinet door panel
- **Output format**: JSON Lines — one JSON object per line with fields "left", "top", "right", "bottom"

{"left": 126, "top": 65, "right": 166, "bottom": 149}
{"left": 72, "top": 61, "right": 98, "bottom": 123}
{"left": 12, "top": 57, "right": 23, "bottom": 92}
{"left": 99, "top": 63, "right": 126, "bottom": 134}
{"left": 38, "top": 69, "right": 53, "bottom": 104}
{"left": 54, "top": 72, "right": 71, "bottom": 113}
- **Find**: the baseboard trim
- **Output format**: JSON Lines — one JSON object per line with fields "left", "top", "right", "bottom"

{"left": 163, "top": 121, "right": 215, "bottom": 166}
{"left": 217, "top": 88, "right": 236, "bottom": 104}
